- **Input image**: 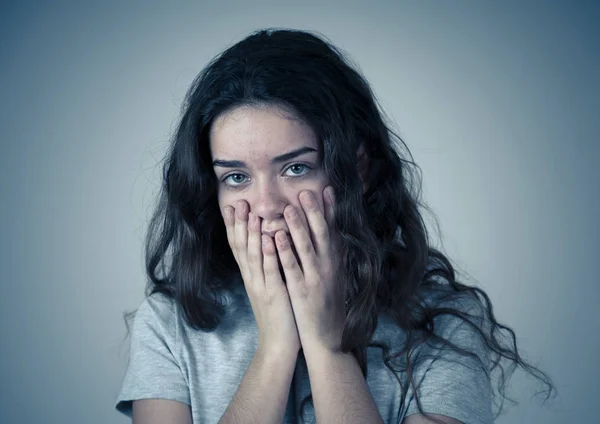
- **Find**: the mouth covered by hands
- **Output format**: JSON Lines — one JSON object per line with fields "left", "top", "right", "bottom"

{"left": 223, "top": 186, "right": 346, "bottom": 356}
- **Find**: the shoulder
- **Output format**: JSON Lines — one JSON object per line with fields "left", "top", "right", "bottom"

{"left": 402, "top": 283, "right": 495, "bottom": 423}
{"left": 419, "top": 282, "right": 489, "bottom": 331}
{"left": 413, "top": 282, "right": 493, "bottom": 377}
{"left": 135, "top": 291, "right": 178, "bottom": 323}
{"left": 130, "top": 291, "right": 181, "bottom": 345}
{"left": 374, "top": 283, "right": 489, "bottom": 347}
{"left": 116, "top": 291, "right": 193, "bottom": 417}
{"left": 130, "top": 284, "right": 253, "bottom": 343}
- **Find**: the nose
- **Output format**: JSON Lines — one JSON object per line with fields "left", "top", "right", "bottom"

{"left": 250, "top": 181, "right": 286, "bottom": 223}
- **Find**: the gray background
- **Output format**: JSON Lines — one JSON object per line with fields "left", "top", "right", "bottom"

{"left": 1, "top": 1, "right": 598, "bottom": 423}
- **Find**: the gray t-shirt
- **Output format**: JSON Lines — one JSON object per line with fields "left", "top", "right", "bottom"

{"left": 115, "top": 282, "right": 493, "bottom": 423}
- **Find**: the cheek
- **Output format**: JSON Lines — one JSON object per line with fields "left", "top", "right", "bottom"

{"left": 217, "top": 190, "right": 237, "bottom": 216}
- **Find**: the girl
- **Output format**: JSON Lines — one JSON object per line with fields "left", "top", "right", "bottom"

{"left": 115, "top": 28, "right": 555, "bottom": 424}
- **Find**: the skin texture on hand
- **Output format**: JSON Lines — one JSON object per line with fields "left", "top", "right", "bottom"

{"left": 223, "top": 198, "right": 301, "bottom": 357}
{"left": 276, "top": 186, "right": 346, "bottom": 354}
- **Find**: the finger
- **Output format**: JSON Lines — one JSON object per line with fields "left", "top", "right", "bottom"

{"left": 284, "top": 204, "right": 318, "bottom": 272}
{"left": 234, "top": 200, "right": 250, "bottom": 277}
{"left": 275, "top": 230, "right": 305, "bottom": 291}
{"left": 298, "top": 190, "right": 330, "bottom": 257}
{"left": 222, "top": 205, "right": 238, "bottom": 261}
{"left": 323, "top": 186, "right": 336, "bottom": 231}
{"left": 323, "top": 186, "right": 343, "bottom": 265}
{"left": 247, "top": 211, "right": 264, "bottom": 286}
{"left": 262, "top": 235, "right": 285, "bottom": 291}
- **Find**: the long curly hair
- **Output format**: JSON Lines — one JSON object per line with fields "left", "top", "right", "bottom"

{"left": 128, "top": 28, "right": 556, "bottom": 422}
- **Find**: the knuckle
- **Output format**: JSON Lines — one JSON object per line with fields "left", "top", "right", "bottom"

{"left": 247, "top": 251, "right": 259, "bottom": 264}
{"left": 281, "top": 257, "right": 296, "bottom": 269}
{"left": 300, "top": 241, "right": 312, "bottom": 253}
{"left": 263, "top": 266, "right": 278, "bottom": 278}
{"left": 316, "top": 225, "right": 328, "bottom": 240}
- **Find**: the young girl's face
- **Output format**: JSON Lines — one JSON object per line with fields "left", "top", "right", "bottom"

{"left": 209, "top": 105, "right": 329, "bottom": 238}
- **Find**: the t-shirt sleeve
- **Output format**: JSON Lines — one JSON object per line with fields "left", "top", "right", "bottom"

{"left": 115, "top": 293, "right": 191, "bottom": 417}
{"left": 403, "top": 294, "right": 494, "bottom": 424}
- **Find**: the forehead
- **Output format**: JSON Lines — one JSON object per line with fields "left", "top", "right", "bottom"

{"left": 209, "top": 105, "right": 318, "bottom": 160}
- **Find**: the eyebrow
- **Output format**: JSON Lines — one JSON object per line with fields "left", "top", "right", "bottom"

{"left": 212, "top": 146, "right": 318, "bottom": 168}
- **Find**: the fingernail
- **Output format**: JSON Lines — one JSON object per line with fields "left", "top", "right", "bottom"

{"left": 284, "top": 205, "right": 296, "bottom": 218}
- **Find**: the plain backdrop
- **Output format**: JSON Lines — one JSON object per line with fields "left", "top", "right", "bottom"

{"left": 1, "top": 1, "right": 598, "bottom": 423}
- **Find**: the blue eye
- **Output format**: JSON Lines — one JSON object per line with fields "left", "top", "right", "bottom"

{"left": 221, "top": 164, "right": 312, "bottom": 190}
{"left": 285, "top": 164, "right": 310, "bottom": 176}
{"left": 223, "top": 173, "right": 248, "bottom": 186}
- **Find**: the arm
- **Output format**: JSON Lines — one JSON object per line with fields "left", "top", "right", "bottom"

{"left": 118, "top": 294, "right": 194, "bottom": 423}
{"left": 303, "top": 347, "right": 464, "bottom": 424}
{"left": 130, "top": 348, "right": 297, "bottom": 424}
{"left": 273, "top": 189, "right": 384, "bottom": 423}
{"left": 303, "top": 347, "right": 384, "bottom": 424}
{"left": 133, "top": 399, "right": 192, "bottom": 424}
{"left": 218, "top": 347, "right": 297, "bottom": 424}
{"left": 218, "top": 203, "right": 302, "bottom": 423}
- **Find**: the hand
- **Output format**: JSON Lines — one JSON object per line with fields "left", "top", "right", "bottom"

{"left": 275, "top": 186, "right": 345, "bottom": 354}
{"left": 223, "top": 199, "right": 301, "bottom": 358}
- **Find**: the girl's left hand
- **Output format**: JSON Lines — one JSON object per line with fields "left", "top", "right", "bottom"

{"left": 274, "top": 186, "right": 346, "bottom": 354}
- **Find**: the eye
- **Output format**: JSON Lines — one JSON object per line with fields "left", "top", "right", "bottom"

{"left": 220, "top": 164, "right": 312, "bottom": 189}
{"left": 222, "top": 173, "right": 248, "bottom": 186}
{"left": 284, "top": 163, "right": 311, "bottom": 177}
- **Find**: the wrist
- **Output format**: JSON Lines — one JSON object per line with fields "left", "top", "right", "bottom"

{"left": 302, "top": 343, "right": 347, "bottom": 363}
{"left": 256, "top": 344, "right": 299, "bottom": 366}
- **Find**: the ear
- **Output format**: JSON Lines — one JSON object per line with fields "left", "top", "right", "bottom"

{"left": 357, "top": 143, "right": 369, "bottom": 193}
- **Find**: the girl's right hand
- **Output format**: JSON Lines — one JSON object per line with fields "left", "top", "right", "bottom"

{"left": 223, "top": 200, "right": 301, "bottom": 359}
